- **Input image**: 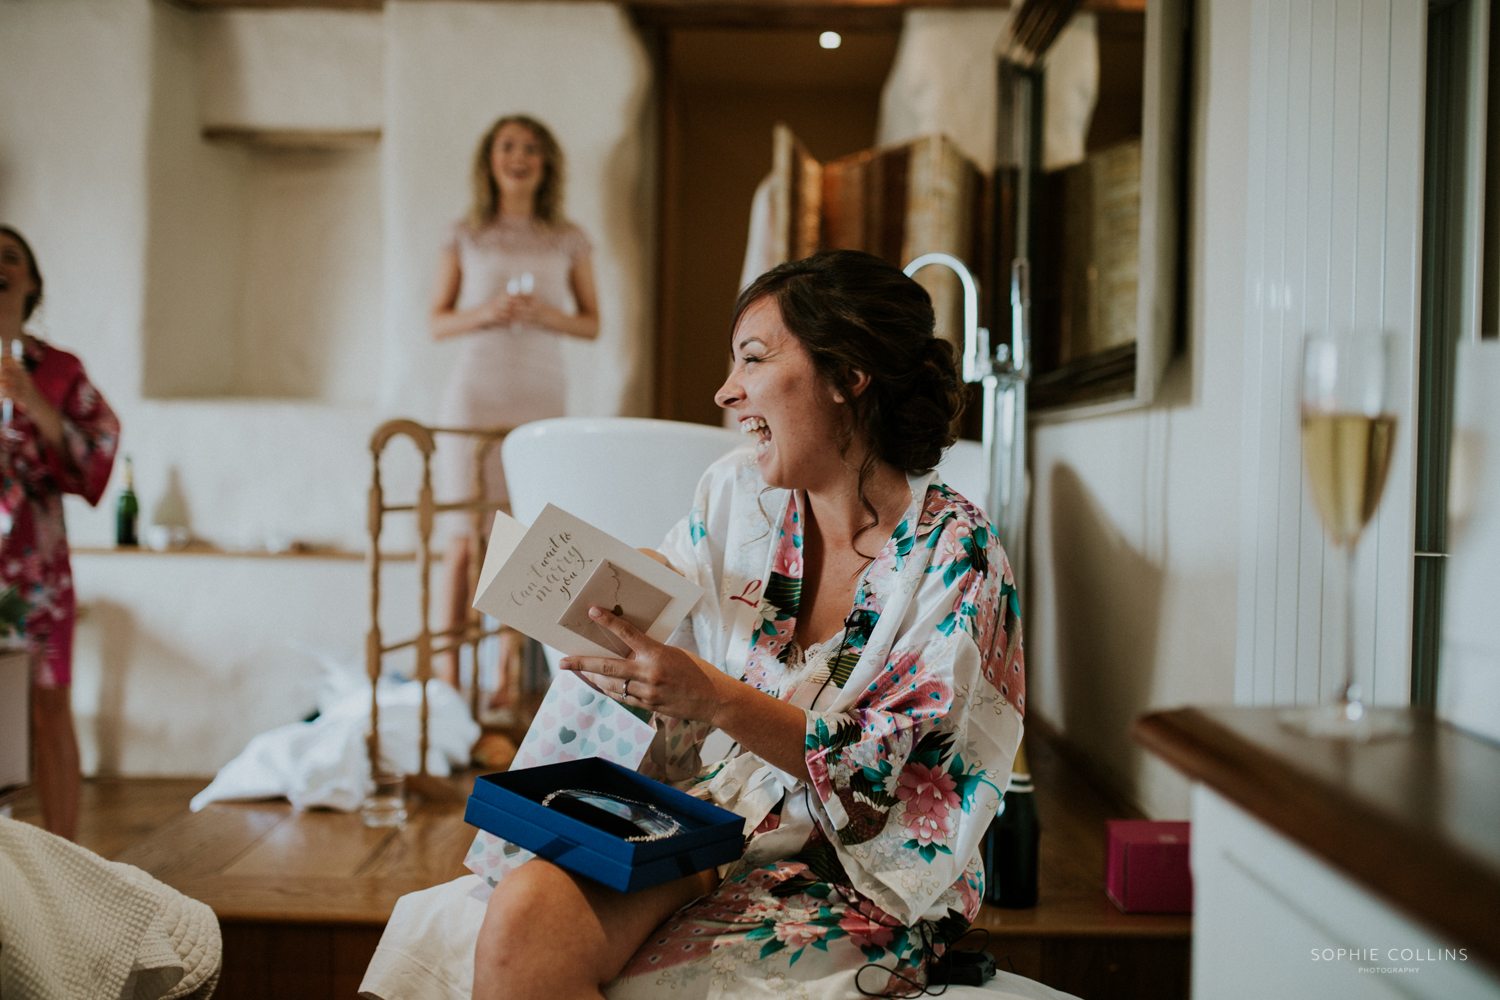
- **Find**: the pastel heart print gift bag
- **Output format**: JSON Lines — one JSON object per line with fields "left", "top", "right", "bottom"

{"left": 464, "top": 670, "right": 657, "bottom": 891}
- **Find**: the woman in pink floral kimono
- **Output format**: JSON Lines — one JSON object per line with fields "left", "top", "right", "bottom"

{"left": 0, "top": 226, "right": 120, "bottom": 841}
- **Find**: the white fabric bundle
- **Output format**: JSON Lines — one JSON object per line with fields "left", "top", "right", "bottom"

{"left": 190, "top": 676, "right": 480, "bottom": 813}
{"left": 0, "top": 816, "right": 221, "bottom": 1000}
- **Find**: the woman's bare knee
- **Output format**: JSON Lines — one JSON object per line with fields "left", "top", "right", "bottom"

{"left": 475, "top": 861, "right": 610, "bottom": 998}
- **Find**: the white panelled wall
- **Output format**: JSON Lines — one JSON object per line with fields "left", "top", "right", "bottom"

{"left": 1236, "top": 0, "right": 1427, "bottom": 708}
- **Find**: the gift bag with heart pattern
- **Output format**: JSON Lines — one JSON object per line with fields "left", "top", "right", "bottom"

{"left": 464, "top": 670, "right": 657, "bottom": 889}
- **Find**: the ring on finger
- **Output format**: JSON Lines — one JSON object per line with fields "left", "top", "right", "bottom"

{"left": 623, "top": 678, "right": 631, "bottom": 700}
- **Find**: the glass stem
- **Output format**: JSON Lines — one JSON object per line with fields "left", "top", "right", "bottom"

{"left": 1340, "top": 541, "right": 1357, "bottom": 705}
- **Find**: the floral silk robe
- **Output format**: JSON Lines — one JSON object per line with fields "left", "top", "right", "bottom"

{"left": 0, "top": 342, "right": 119, "bottom": 688}
{"left": 608, "top": 448, "right": 1025, "bottom": 998}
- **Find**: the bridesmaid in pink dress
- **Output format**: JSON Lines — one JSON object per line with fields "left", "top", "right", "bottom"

{"left": 429, "top": 116, "right": 599, "bottom": 692}
{"left": 0, "top": 226, "right": 121, "bottom": 840}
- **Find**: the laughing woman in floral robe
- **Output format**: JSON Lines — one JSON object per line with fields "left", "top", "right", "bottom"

{"left": 606, "top": 451, "right": 1025, "bottom": 998}
{"left": 363, "top": 250, "right": 1025, "bottom": 1000}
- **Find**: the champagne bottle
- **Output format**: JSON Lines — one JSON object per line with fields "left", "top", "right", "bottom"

{"left": 982, "top": 741, "right": 1040, "bottom": 908}
{"left": 115, "top": 456, "right": 139, "bottom": 547}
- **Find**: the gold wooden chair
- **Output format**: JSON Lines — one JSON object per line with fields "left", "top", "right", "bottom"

{"left": 364, "top": 419, "right": 516, "bottom": 796}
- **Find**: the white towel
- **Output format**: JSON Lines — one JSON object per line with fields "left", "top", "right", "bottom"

{"left": 0, "top": 817, "right": 221, "bottom": 1000}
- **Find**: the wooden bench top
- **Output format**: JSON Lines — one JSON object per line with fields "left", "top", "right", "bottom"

{"left": 108, "top": 727, "right": 1189, "bottom": 941}
{"left": 113, "top": 793, "right": 476, "bottom": 926}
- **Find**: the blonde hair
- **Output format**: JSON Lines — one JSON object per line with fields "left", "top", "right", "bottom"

{"left": 467, "top": 115, "right": 566, "bottom": 228}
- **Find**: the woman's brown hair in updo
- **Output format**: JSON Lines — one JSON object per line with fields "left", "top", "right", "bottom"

{"left": 732, "top": 249, "right": 966, "bottom": 550}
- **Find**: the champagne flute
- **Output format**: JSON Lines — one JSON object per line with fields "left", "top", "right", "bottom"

{"left": 1280, "top": 331, "right": 1412, "bottom": 739}
{"left": 2, "top": 338, "right": 22, "bottom": 426}
{"left": 505, "top": 272, "right": 535, "bottom": 333}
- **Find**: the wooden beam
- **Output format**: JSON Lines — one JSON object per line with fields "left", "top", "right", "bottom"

{"left": 174, "top": 0, "right": 1142, "bottom": 19}
{"left": 174, "top": 0, "right": 1010, "bottom": 14}
{"left": 202, "top": 127, "right": 382, "bottom": 149}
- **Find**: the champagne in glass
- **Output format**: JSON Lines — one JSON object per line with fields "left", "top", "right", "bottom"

{"left": 1281, "top": 332, "right": 1412, "bottom": 739}
{"left": 1300, "top": 412, "right": 1397, "bottom": 546}
{"left": 505, "top": 272, "right": 534, "bottom": 332}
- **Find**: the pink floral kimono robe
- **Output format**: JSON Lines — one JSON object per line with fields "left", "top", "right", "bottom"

{"left": 0, "top": 341, "right": 119, "bottom": 687}
{"left": 603, "top": 448, "right": 1026, "bottom": 999}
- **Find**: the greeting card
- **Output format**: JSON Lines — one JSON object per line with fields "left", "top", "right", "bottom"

{"left": 472, "top": 504, "right": 702, "bottom": 658}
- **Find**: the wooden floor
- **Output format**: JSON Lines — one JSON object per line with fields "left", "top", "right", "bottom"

{"left": 7, "top": 732, "right": 1189, "bottom": 1000}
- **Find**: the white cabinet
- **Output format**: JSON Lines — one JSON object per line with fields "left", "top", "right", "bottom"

{"left": 1191, "top": 785, "right": 1500, "bottom": 1000}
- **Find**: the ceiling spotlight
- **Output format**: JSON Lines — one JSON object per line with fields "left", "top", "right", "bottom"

{"left": 819, "top": 31, "right": 842, "bottom": 49}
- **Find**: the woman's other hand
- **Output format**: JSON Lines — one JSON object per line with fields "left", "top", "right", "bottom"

{"left": 430, "top": 247, "right": 521, "bottom": 340}
{"left": 0, "top": 348, "right": 68, "bottom": 458}
{"left": 480, "top": 292, "right": 517, "bottom": 327}
{"left": 0, "top": 353, "right": 38, "bottom": 413}
{"left": 507, "top": 293, "right": 548, "bottom": 329}
{"left": 560, "top": 607, "right": 728, "bottom": 726}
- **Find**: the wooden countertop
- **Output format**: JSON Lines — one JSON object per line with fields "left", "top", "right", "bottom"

{"left": 109, "top": 729, "right": 1189, "bottom": 941}
{"left": 1134, "top": 706, "right": 1500, "bottom": 971}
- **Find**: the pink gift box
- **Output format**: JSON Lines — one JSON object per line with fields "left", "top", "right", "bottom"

{"left": 1105, "top": 820, "right": 1193, "bottom": 914}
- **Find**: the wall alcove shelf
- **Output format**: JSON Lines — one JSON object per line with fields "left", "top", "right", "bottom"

{"left": 201, "top": 127, "right": 381, "bottom": 150}
{"left": 73, "top": 543, "right": 417, "bottom": 561}
{"left": 1133, "top": 706, "right": 1500, "bottom": 976}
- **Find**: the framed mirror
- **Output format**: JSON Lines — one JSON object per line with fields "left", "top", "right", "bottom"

{"left": 1005, "top": 0, "right": 1190, "bottom": 414}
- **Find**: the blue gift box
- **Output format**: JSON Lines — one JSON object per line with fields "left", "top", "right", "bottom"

{"left": 465, "top": 757, "right": 746, "bottom": 893}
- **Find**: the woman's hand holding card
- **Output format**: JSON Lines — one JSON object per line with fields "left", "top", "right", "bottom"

{"left": 561, "top": 606, "right": 735, "bottom": 726}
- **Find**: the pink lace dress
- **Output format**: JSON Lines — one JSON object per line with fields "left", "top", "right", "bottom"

{"left": 0, "top": 341, "right": 119, "bottom": 688}
{"left": 433, "top": 216, "right": 592, "bottom": 535}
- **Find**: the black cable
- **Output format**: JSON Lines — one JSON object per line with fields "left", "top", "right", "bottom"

{"left": 853, "top": 924, "right": 1002, "bottom": 998}
{"left": 803, "top": 608, "right": 864, "bottom": 713}
{"left": 854, "top": 923, "right": 959, "bottom": 998}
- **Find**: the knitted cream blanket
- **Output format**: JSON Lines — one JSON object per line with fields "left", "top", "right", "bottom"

{"left": 0, "top": 816, "right": 221, "bottom": 1000}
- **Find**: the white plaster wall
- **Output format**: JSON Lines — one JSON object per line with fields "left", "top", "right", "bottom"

{"left": 878, "top": 9, "right": 1098, "bottom": 173}
{"left": 142, "top": 0, "right": 248, "bottom": 400}
{"left": 0, "top": 0, "right": 153, "bottom": 396}
{"left": 233, "top": 147, "right": 383, "bottom": 404}
{"left": 145, "top": 2, "right": 384, "bottom": 404}
{"left": 0, "top": 0, "right": 655, "bottom": 774}
{"left": 196, "top": 9, "right": 383, "bottom": 131}
{"left": 381, "top": 1, "right": 656, "bottom": 420}
{"left": 72, "top": 553, "right": 426, "bottom": 775}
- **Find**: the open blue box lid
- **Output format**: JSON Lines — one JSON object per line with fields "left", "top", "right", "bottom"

{"left": 465, "top": 758, "right": 746, "bottom": 893}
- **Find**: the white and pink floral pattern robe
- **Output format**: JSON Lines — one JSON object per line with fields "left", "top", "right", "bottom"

{"left": 606, "top": 448, "right": 1026, "bottom": 998}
